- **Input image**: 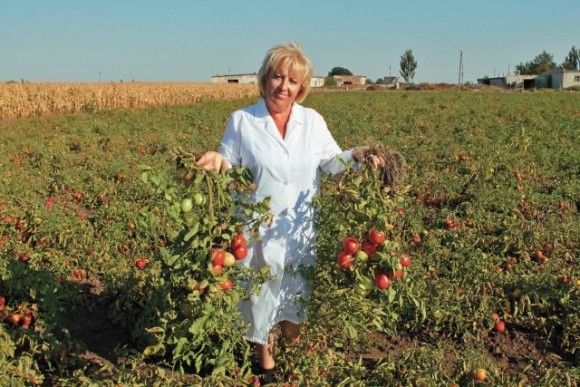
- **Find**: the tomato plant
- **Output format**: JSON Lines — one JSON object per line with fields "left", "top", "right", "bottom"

{"left": 107, "top": 148, "right": 272, "bottom": 376}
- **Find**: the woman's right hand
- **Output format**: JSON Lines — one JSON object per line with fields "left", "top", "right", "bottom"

{"left": 196, "top": 151, "right": 230, "bottom": 171}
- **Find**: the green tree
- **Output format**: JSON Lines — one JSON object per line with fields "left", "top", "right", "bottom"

{"left": 516, "top": 50, "right": 556, "bottom": 75}
{"left": 399, "top": 49, "right": 417, "bottom": 83}
{"left": 324, "top": 76, "right": 337, "bottom": 87}
{"left": 562, "top": 46, "right": 580, "bottom": 70}
{"left": 328, "top": 67, "right": 353, "bottom": 76}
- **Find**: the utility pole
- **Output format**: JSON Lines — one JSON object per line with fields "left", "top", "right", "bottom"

{"left": 458, "top": 51, "right": 463, "bottom": 89}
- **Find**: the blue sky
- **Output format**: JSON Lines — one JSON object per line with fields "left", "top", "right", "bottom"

{"left": 1, "top": 0, "right": 578, "bottom": 84}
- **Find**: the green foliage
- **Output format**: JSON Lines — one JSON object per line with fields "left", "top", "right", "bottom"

{"left": 516, "top": 49, "right": 557, "bottom": 75}
{"left": 562, "top": 46, "right": 580, "bottom": 70}
{"left": 399, "top": 49, "right": 417, "bottom": 83}
{"left": 108, "top": 149, "right": 272, "bottom": 377}
{"left": 328, "top": 67, "right": 353, "bottom": 76}
{"left": 324, "top": 76, "right": 337, "bottom": 87}
{"left": 0, "top": 91, "right": 579, "bottom": 385}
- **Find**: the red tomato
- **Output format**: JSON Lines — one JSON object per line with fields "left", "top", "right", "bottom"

{"left": 444, "top": 218, "right": 456, "bottom": 229}
{"left": 212, "top": 264, "right": 223, "bottom": 276}
{"left": 399, "top": 253, "right": 412, "bottom": 268}
{"left": 135, "top": 258, "right": 147, "bottom": 270}
{"left": 494, "top": 320, "right": 506, "bottom": 333}
{"left": 396, "top": 269, "right": 404, "bottom": 280}
{"left": 368, "top": 228, "right": 386, "bottom": 245}
{"left": 362, "top": 239, "right": 378, "bottom": 256}
{"left": 46, "top": 196, "right": 56, "bottom": 208}
{"left": 73, "top": 191, "right": 84, "bottom": 201}
{"left": 211, "top": 249, "right": 226, "bottom": 266}
{"left": 11, "top": 313, "right": 22, "bottom": 325}
{"left": 220, "top": 279, "right": 233, "bottom": 291}
{"left": 474, "top": 368, "right": 487, "bottom": 382}
{"left": 387, "top": 268, "right": 403, "bottom": 281}
{"left": 233, "top": 245, "right": 248, "bottom": 260}
{"left": 337, "top": 251, "right": 354, "bottom": 270}
{"left": 533, "top": 250, "right": 546, "bottom": 262}
{"left": 232, "top": 233, "right": 247, "bottom": 249}
{"left": 409, "top": 234, "right": 422, "bottom": 246}
{"left": 22, "top": 315, "right": 33, "bottom": 327}
{"left": 341, "top": 236, "right": 360, "bottom": 254}
{"left": 0, "top": 295, "right": 5, "bottom": 307}
{"left": 374, "top": 273, "right": 390, "bottom": 290}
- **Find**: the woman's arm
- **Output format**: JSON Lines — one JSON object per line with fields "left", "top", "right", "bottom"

{"left": 196, "top": 113, "right": 240, "bottom": 172}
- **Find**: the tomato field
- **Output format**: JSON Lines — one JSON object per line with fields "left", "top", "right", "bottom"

{"left": 0, "top": 89, "right": 578, "bottom": 386}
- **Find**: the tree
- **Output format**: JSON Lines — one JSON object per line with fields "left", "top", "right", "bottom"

{"left": 399, "top": 49, "right": 417, "bottom": 83}
{"left": 328, "top": 67, "right": 353, "bottom": 76}
{"left": 515, "top": 50, "right": 556, "bottom": 75}
{"left": 562, "top": 46, "right": 580, "bottom": 70}
{"left": 324, "top": 76, "right": 337, "bottom": 87}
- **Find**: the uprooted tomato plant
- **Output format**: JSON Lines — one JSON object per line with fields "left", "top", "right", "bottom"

{"left": 107, "top": 148, "right": 273, "bottom": 378}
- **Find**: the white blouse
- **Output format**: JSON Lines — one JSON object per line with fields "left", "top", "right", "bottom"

{"left": 220, "top": 98, "right": 356, "bottom": 345}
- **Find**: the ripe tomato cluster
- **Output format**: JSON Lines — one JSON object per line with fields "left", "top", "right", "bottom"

{"left": 336, "top": 227, "right": 412, "bottom": 292}
{"left": 443, "top": 218, "right": 459, "bottom": 230}
{"left": 209, "top": 232, "right": 248, "bottom": 290}
{"left": 0, "top": 295, "right": 36, "bottom": 330}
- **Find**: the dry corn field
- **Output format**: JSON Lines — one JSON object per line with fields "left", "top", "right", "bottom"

{"left": 0, "top": 82, "right": 259, "bottom": 120}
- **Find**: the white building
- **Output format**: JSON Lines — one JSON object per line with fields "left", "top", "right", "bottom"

{"left": 210, "top": 73, "right": 326, "bottom": 88}
{"left": 210, "top": 73, "right": 258, "bottom": 85}
{"left": 550, "top": 68, "right": 580, "bottom": 89}
{"left": 478, "top": 69, "right": 580, "bottom": 90}
{"left": 333, "top": 75, "right": 367, "bottom": 87}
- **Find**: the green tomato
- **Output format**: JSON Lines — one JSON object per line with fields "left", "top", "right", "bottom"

{"left": 193, "top": 193, "right": 204, "bottom": 206}
{"left": 355, "top": 250, "right": 368, "bottom": 262}
{"left": 181, "top": 198, "right": 193, "bottom": 213}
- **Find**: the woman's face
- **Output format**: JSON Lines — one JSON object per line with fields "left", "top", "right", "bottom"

{"left": 264, "top": 63, "right": 302, "bottom": 115}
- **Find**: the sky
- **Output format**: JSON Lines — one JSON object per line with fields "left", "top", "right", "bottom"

{"left": 1, "top": 0, "right": 579, "bottom": 84}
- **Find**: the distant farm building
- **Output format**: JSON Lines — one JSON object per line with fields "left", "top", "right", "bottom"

{"left": 333, "top": 75, "right": 367, "bottom": 87}
{"left": 310, "top": 76, "right": 326, "bottom": 88}
{"left": 379, "top": 76, "right": 403, "bottom": 89}
{"left": 478, "top": 69, "right": 580, "bottom": 90}
{"left": 550, "top": 68, "right": 580, "bottom": 89}
{"left": 211, "top": 73, "right": 327, "bottom": 88}
{"left": 211, "top": 73, "right": 258, "bottom": 85}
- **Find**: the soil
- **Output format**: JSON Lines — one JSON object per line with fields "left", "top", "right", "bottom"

{"left": 64, "top": 302, "right": 127, "bottom": 366}
{"left": 62, "top": 305, "right": 574, "bottom": 384}
{"left": 60, "top": 278, "right": 576, "bottom": 383}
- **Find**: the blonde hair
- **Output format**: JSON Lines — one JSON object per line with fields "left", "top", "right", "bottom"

{"left": 257, "top": 42, "right": 313, "bottom": 103}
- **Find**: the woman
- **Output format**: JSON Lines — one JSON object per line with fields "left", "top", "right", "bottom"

{"left": 197, "top": 42, "right": 383, "bottom": 382}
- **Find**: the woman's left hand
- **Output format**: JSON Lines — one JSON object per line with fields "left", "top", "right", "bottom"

{"left": 353, "top": 146, "right": 385, "bottom": 169}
